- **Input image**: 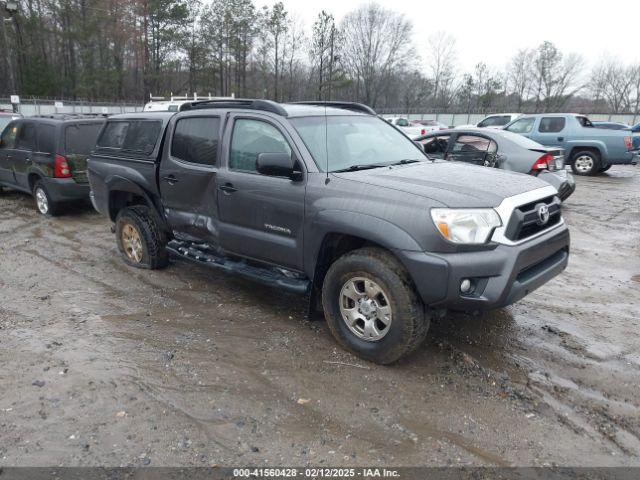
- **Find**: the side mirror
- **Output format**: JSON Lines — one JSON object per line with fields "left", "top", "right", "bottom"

{"left": 256, "top": 152, "right": 298, "bottom": 179}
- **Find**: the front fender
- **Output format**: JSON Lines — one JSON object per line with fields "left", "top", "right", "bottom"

{"left": 305, "top": 209, "right": 423, "bottom": 279}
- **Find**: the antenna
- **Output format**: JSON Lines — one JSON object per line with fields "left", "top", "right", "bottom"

{"left": 324, "top": 104, "right": 330, "bottom": 184}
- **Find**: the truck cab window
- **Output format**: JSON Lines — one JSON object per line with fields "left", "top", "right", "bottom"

{"left": 171, "top": 117, "right": 220, "bottom": 166}
{"left": 506, "top": 117, "right": 535, "bottom": 134}
{"left": 539, "top": 117, "right": 566, "bottom": 133}
{"left": 229, "top": 119, "right": 291, "bottom": 173}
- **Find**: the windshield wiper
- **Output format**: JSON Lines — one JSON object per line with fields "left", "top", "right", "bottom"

{"left": 331, "top": 163, "right": 388, "bottom": 173}
{"left": 387, "top": 159, "right": 423, "bottom": 166}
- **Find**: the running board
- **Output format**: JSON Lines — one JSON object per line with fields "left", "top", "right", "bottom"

{"left": 166, "top": 240, "right": 311, "bottom": 295}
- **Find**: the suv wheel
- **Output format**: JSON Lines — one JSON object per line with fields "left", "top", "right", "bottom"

{"left": 571, "top": 150, "right": 601, "bottom": 176}
{"left": 599, "top": 164, "right": 612, "bottom": 173}
{"left": 115, "top": 206, "right": 168, "bottom": 269}
{"left": 322, "top": 247, "right": 430, "bottom": 365}
{"left": 33, "top": 180, "right": 59, "bottom": 216}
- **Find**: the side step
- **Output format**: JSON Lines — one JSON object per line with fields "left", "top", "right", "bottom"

{"left": 166, "top": 240, "right": 311, "bottom": 295}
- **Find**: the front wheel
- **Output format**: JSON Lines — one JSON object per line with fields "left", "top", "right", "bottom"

{"left": 322, "top": 247, "right": 430, "bottom": 364}
{"left": 571, "top": 150, "right": 601, "bottom": 176}
{"left": 115, "top": 206, "right": 168, "bottom": 269}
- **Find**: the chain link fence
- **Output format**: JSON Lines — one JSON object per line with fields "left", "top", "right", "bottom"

{"left": 0, "top": 97, "right": 143, "bottom": 116}
{"left": 1, "top": 98, "right": 638, "bottom": 126}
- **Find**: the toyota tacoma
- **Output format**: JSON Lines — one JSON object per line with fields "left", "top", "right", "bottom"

{"left": 87, "top": 100, "right": 570, "bottom": 364}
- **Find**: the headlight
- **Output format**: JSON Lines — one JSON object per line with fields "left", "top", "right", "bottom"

{"left": 431, "top": 208, "right": 502, "bottom": 244}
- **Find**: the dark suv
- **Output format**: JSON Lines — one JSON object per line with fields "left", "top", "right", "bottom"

{"left": 88, "top": 100, "right": 570, "bottom": 364}
{"left": 0, "top": 115, "right": 106, "bottom": 215}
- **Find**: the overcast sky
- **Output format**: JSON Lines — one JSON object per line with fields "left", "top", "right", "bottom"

{"left": 277, "top": 0, "right": 639, "bottom": 74}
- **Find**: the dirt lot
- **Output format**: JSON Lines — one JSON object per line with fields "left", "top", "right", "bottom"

{"left": 0, "top": 167, "right": 639, "bottom": 468}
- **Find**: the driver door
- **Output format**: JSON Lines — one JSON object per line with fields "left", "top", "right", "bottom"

{"left": 216, "top": 114, "right": 306, "bottom": 271}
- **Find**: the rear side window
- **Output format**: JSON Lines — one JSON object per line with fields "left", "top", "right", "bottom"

{"left": 37, "top": 124, "right": 56, "bottom": 153}
{"left": 539, "top": 117, "right": 566, "bottom": 133}
{"left": 506, "top": 117, "right": 535, "bottom": 134}
{"left": 65, "top": 123, "right": 104, "bottom": 155}
{"left": 171, "top": 117, "right": 220, "bottom": 166}
{"left": 98, "top": 121, "right": 130, "bottom": 149}
{"left": 452, "top": 135, "right": 497, "bottom": 154}
{"left": 16, "top": 122, "right": 37, "bottom": 150}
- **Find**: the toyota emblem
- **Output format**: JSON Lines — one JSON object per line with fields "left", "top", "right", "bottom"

{"left": 537, "top": 204, "right": 550, "bottom": 225}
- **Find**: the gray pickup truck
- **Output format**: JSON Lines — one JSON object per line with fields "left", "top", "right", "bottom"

{"left": 504, "top": 113, "right": 639, "bottom": 175}
{"left": 87, "top": 100, "right": 570, "bottom": 364}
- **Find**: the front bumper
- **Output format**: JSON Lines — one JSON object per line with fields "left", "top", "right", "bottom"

{"left": 43, "top": 177, "right": 90, "bottom": 203}
{"left": 538, "top": 170, "right": 575, "bottom": 201}
{"left": 397, "top": 225, "right": 570, "bottom": 312}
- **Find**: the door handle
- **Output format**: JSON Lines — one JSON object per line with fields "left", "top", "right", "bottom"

{"left": 557, "top": 137, "right": 564, "bottom": 142}
{"left": 219, "top": 183, "right": 238, "bottom": 194}
{"left": 162, "top": 175, "right": 179, "bottom": 185}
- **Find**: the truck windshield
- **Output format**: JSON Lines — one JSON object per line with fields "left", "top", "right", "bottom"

{"left": 290, "top": 115, "right": 426, "bottom": 172}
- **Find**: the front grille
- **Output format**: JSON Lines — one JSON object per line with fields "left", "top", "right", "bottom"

{"left": 505, "top": 195, "right": 562, "bottom": 241}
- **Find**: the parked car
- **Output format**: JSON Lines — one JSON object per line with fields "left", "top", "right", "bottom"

{"left": 457, "top": 113, "right": 523, "bottom": 130}
{"left": 504, "top": 113, "right": 638, "bottom": 175}
{"left": 411, "top": 119, "right": 449, "bottom": 131}
{"left": 414, "top": 128, "right": 575, "bottom": 201}
{"left": 592, "top": 121, "right": 630, "bottom": 130}
{"left": 0, "top": 114, "right": 106, "bottom": 215}
{"left": 88, "top": 99, "right": 569, "bottom": 365}
{"left": 384, "top": 116, "right": 428, "bottom": 137}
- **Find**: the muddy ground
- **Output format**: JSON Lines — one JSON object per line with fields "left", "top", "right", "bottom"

{"left": 0, "top": 167, "right": 639, "bottom": 468}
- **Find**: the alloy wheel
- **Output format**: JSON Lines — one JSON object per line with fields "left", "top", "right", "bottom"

{"left": 339, "top": 277, "right": 392, "bottom": 342}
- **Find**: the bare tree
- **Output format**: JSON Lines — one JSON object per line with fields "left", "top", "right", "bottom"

{"left": 425, "top": 31, "right": 457, "bottom": 109}
{"left": 507, "top": 48, "right": 535, "bottom": 110}
{"left": 340, "top": 3, "right": 413, "bottom": 107}
{"left": 532, "top": 41, "right": 584, "bottom": 112}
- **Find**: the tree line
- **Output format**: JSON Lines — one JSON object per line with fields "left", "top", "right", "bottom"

{"left": 1, "top": 0, "right": 639, "bottom": 114}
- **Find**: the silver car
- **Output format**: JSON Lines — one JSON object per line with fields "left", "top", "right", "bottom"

{"left": 414, "top": 127, "right": 575, "bottom": 201}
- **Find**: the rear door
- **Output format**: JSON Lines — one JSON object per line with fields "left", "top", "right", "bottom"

{"left": 216, "top": 114, "right": 306, "bottom": 270}
{"left": 0, "top": 121, "right": 18, "bottom": 185}
{"left": 12, "top": 120, "right": 37, "bottom": 189}
{"left": 447, "top": 134, "right": 498, "bottom": 166}
{"left": 159, "top": 114, "right": 222, "bottom": 243}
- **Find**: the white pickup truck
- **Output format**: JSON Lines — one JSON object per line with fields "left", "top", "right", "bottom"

{"left": 384, "top": 117, "right": 429, "bottom": 137}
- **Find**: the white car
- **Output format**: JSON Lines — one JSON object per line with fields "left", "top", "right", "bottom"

{"left": 144, "top": 93, "right": 235, "bottom": 112}
{"left": 384, "top": 117, "right": 429, "bottom": 137}
{"left": 457, "top": 113, "right": 523, "bottom": 130}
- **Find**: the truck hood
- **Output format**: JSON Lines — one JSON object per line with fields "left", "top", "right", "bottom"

{"left": 332, "top": 161, "right": 551, "bottom": 208}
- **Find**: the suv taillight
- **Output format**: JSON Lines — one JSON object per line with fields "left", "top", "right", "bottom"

{"left": 54, "top": 155, "right": 72, "bottom": 178}
{"left": 421, "top": 129, "right": 426, "bottom": 135}
{"left": 530, "top": 153, "right": 553, "bottom": 173}
{"left": 624, "top": 136, "right": 633, "bottom": 150}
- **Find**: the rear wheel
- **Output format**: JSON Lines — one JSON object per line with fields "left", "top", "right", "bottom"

{"left": 571, "top": 150, "right": 601, "bottom": 176}
{"left": 322, "top": 247, "right": 430, "bottom": 365}
{"left": 33, "top": 180, "right": 60, "bottom": 216}
{"left": 599, "top": 164, "right": 612, "bottom": 173}
{"left": 115, "top": 206, "right": 168, "bottom": 269}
